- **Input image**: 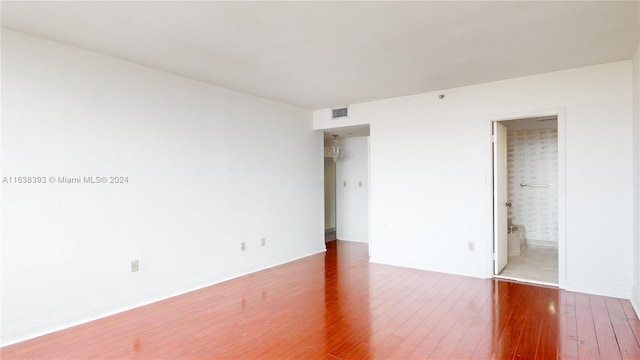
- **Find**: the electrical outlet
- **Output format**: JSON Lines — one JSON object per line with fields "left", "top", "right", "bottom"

{"left": 468, "top": 242, "right": 475, "bottom": 251}
{"left": 131, "top": 260, "right": 139, "bottom": 272}
{"left": 241, "top": 242, "right": 246, "bottom": 251}
{"left": 261, "top": 237, "right": 266, "bottom": 246}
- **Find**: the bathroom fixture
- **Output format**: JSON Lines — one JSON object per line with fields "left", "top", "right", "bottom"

{"left": 520, "top": 183, "right": 554, "bottom": 188}
{"left": 508, "top": 224, "right": 525, "bottom": 256}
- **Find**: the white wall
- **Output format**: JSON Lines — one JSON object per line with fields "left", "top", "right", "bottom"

{"left": 335, "top": 136, "right": 369, "bottom": 243}
{"left": 0, "top": 30, "right": 325, "bottom": 345}
{"left": 315, "top": 61, "right": 633, "bottom": 298}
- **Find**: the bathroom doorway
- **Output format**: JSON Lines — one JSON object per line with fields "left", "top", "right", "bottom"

{"left": 492, "top": 114, "right": 562, "bottom": 286}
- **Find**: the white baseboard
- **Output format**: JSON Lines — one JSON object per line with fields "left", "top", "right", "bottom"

{"left": 562, "top": 281, "right": 632, "bottom": 299}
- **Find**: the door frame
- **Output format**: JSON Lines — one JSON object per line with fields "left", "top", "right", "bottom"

{"left": 493, "top": 121, "right": 509, "bottom": 274}
{"left": 487, "top": 108, "right": 566, "bottom": 288}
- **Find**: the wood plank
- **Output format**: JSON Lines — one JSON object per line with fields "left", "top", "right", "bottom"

{"left": 447, "top": 285, "right": 494, "bottom": 359}
{"left": 493, "top": 283, "right": 535, "bottom": 358}
{"left": 590, "top": 294, "right": 622, "bottom": 359}
{"left": 513, "top": 286, "right": 548, "bottom": 358}
{"left": 621, "top": 300, "right": 640, "bottom": 320}
{"left": 406, "top": 277, "right": 482, "bottom": 358}
{"left": 557, "top": 290, "right": 579, "bottom": 359}
{"left": 421, "top": 278, "right": 490, "bottom": 358}
{"left": 606, "top": 297, "right": 640, "bottom": 359}
{"left": 2, "top": 241, "right": 639, "bottom": 360}
{"left": 575, "top": 292, "right": 601, "bottom": 359}
{"left": 533, "top": 287, "right": 560, "bottom": 359}
{"left": 471, "top": 280, "right": 527, "bottom": 359}
{"left": 386, "top": 274, "right": 467, "bottom": 359}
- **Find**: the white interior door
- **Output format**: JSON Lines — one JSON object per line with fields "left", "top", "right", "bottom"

{"left": 493, "top": 122, "right": 508, "bottom": 274}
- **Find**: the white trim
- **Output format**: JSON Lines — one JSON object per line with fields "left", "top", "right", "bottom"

{"left": 557, "top": 109, "right": 567, "bottom": 290}
{"left": 367, "top": 135, "right": 372, "bottom": 252}
{"left": 486, "top": 108, "right": 567, "bottom": 289}
{"left": 337, "top": 236, "right": 369, "bottom": 243}
{"left": 369, "top": 257, "right": 486, "bottom": 279}
{"left": 563, "top": 282, "right": 632, "bottom": 300}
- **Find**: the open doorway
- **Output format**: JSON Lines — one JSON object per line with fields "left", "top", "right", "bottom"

{"left": 324, "top": 149, "right": 337, "bottom": 242}
{"left": 322, "top": 125, "right": 370, "bottom": 247}
{"left": 493, "top": 115, "right": 560, "bottom": 286}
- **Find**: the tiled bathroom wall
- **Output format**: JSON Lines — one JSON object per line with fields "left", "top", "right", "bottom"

{"left": 507, "top": 128, "right": 558, "bottom": 247}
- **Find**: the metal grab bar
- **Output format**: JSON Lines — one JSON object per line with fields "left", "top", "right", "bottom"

{"left": 520, "top": 183, "right": 554, "bottom": 188}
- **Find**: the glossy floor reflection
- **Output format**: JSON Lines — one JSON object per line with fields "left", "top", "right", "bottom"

{"left": 2, "top": 241, "right": 639, "bottom": 359}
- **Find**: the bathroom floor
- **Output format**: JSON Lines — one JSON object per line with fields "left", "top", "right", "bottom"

{"left": 498, "top": 246, "right": 558, "bottom": 285}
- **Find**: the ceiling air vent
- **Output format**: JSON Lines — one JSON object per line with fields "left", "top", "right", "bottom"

{"left": 332, "top": 106, "right": 348, "bottom": 119}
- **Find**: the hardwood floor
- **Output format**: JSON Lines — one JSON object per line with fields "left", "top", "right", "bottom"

{"left": 3, "top": 240, "right": 640, "bottom": 359}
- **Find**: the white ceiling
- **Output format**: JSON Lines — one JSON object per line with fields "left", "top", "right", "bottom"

{"left": 2, "top": 1, "right": 638, "bottom": 110}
